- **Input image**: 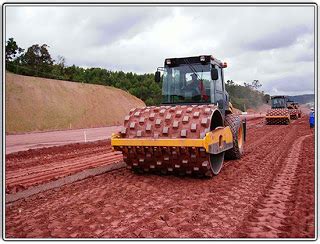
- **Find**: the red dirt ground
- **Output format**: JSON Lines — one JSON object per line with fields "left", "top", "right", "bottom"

{"left": 6, "top": 140, "right": 122, "bottom": 194}
{"left": 5, "top": 116, "right": 315, "bottom": 238}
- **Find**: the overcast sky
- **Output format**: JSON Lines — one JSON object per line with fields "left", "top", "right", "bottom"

{"left": 5, "top": 4, "right": 315, "bottom": 95}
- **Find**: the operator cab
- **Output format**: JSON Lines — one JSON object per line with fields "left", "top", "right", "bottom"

{"left": 270, "top": 95, "right": 288, "bottom": 109}
{"left": 292, "top": 102, "right": 299, "bottom": 108}
{"left": 286, "top": 99, "right": 295, "bottom": 109}
{"left": 155, "top": 55, "right": 229, "bottom": 113}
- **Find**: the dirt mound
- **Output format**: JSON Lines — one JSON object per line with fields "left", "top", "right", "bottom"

{"left": 5, "top": 72, "right": 145, "bottom": 133}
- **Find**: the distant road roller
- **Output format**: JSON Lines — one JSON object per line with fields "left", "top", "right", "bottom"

{"left": 265, "top": 95, "right": 292, "bottom": 125}
{"left": 112, "top": 55, "right": 246, "bottom": 177}
{"left": 286, "top": 100, "right": 300, "bottom": 120}
{"left": 294, "top": 102, "right": 302, "bottom": 118}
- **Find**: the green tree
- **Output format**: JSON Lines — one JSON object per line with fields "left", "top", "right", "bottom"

{"left": 21, "top": 44, "right": 54, "bottom": 76}
{"left": 5, "top": 38, "right": 24, "bottom": 62}
{"left": 226, "top": 80, "right": 267, "bottom": 111}
{"left": 251, "top": 80, "right": 262, "bottom": 90}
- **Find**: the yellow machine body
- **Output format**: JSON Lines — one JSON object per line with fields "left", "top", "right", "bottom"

{"left": 112, "top": 126, "right": 233, "bottom": 155}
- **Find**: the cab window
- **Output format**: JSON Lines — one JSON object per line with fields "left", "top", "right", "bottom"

{"left": 215, "top": 66, "right": 223, "bottom": 92}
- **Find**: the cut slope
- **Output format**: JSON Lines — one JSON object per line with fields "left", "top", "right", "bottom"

{"left": 5, "top": 72, "right": 145, "bottom": 134}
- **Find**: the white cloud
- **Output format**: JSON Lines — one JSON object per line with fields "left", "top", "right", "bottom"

{"left": 5, "top": 4, "right": 315, "bottom": 95}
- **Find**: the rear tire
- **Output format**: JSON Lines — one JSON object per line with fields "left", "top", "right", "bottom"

{"left": 224, "top": 114, "right": 244, "bottom": 160}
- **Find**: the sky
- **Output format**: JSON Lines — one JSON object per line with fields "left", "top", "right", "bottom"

{"left": 5, "top": 4, "right": 316, "bottom": 96}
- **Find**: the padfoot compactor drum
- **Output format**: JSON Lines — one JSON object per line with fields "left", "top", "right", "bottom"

{"left": 266, "top": 95, "right": 291, "bottom": 125}
{"left": 293, "top": 102, "right": 302, "bottom": 118}
{"left": 288, "top": 109, "right": 299, "bottom": 120}
{"left": 112, "top": 55, "right": 246, "bottom": 177}
{"left": 287, "top": 100, "right": 300, "bottom": 120}
{"left": 266, "top": 108, "right": 290, "bottom": 125}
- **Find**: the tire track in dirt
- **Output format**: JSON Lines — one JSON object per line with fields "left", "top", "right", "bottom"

{"left": 5, "top": 140, "right": 123, "bottom": 194}
{"left": 6, "top": 154, "right": 123, "bottom": 193}
{"left": 6, "top": 161, "right": 126, "bottom": 204}
{"left": 279, "top": 134, "right": 315, "bottom": 238}
{"left": 245, "top": 119, "right": 298, "bottom": 152}
{"left": 234, "top": 134, "right": 312, "bottom": 238}
{"left": 7, "top": 153, "right": 122, "bottom": 180}
{"left": 6, "top": 140, "right": 112, "bottom": 171}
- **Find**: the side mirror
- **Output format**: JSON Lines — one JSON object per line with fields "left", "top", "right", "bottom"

{"left": 211, "top": 68, "right": 218, "bottom": 80}
{"left": 155, "top": 71, "right": 161, "bottom": 83}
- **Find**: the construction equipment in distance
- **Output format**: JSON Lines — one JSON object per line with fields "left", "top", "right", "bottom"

{"left": 111, "top": 55, "right": 246, "bottom": 177}
{"left": 286, "top": 99, "right": 300, "bottom": 120}
{"left": 265, "top": 95, "right": 293, "bottom": 125}
{"left": 292, "top": 102, "right": 302, "bottom": 118}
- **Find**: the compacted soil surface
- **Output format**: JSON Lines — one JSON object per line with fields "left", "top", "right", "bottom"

{"left": 5, "top": 140, "right": 122, "bottom": 194}
{"left": 5, "top": 116, "right": 315, "bottom": 239}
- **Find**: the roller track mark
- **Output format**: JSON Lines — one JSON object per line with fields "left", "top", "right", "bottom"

{"left": 245, "top": 117, "right": 298, "bottom": 154}
{"left": 201, "top": 122, "right": 301, "bottom": 237}
{"left": 6, "top": 146, "right": 113, "bottom": 171}
{"left": 6, "top": 141, "right": 112, "bottom": 171}
{"left": 5, "top": 140, "right": 123, "bottom": 194}
{"left": 236, "top": 134, "right": 312, "bottom": 238}
{"left": 6, "top": 152, "right": 122, "bottom": 181}
{"left": 281, "top": 135, "right": 315, "bottom": 238}
{"left": 245, "top": 123, "right": 283, "bottom": 152}
{"left": 6, "top": 154, "right": 123, "bottom": 188}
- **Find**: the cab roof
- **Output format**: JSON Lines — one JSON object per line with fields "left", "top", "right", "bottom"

{"left": 271, "top": 95, "right": 288, "bottom": 99}
{"left": 164, "top": 55, "right": 226, "bottom": 68}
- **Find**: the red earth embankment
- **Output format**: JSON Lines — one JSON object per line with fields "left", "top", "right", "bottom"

{"left": 6, "top": 72, "right": 145, "bottom": 133}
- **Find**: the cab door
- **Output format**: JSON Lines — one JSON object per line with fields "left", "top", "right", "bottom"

{"left": 214, "top": 65, "right": 226, "bottom": 116}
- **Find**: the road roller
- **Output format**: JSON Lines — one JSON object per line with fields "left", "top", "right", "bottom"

{"left": 265, "top": 95, "right": 291, "bottom": 125}
{"left": 292, "top": 102, "right": 302, "bottom": 118}
{"left": 287, "top": 100, "right": 300, "bottom": 119}
{"left": 111, "top": 55, "right": 246, "bottom": 177}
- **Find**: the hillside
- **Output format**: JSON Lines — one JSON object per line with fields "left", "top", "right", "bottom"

{"left": 288, "top": 94, "right": 314, "bottom": 104}
{"left": 5, "top": 72, "right": 145, "bottom": 134}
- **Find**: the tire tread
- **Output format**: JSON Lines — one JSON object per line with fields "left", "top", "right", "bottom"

{"left": 224, "top": 114, "right": 243, "bottom": 159}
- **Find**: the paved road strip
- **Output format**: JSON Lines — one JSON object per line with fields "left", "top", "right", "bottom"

{"left": 6, "top": 126, "right": 122, "bottom": 154}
